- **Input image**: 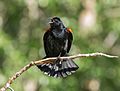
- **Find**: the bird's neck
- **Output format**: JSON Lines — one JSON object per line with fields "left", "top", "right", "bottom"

{"left": 51, "top": 26, "right": 66, "bottom": 38}
{"left": 51, "top": 24, "right": 65, "bottom": 31}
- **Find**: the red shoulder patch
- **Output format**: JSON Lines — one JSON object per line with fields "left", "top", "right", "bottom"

{"left": 67, "top": 28, "right": 73, "bottom": 33}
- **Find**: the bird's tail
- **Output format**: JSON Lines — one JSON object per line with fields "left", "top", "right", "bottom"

{"left": 37, "top": 58, "right": 79, "bottom": 78}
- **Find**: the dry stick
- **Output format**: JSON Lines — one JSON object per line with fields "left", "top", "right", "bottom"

{"left": 0, "top": 52, "right": 118, "bottom": 91}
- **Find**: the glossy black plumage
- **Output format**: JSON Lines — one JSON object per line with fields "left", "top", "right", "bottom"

{"left": 37, "top": 17, "right": 79, "bottom": 77}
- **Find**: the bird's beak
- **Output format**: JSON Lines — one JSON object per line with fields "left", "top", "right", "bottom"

{"left": 49, "top": 19, "right": 54, "bottom": 24}
{"left": 49, "top": 21, "right": 53, "bottom": 24}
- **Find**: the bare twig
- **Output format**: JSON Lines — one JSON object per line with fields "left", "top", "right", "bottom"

{"left": 8, "top": 87, "right": 14, "bottom": 91}
{"left": 0, "top": 52, "right": 118, "bottom": 91}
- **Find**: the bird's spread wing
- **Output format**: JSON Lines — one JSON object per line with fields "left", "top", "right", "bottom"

{"left": 66, "top": 28, "right": 73, "bottom": 53}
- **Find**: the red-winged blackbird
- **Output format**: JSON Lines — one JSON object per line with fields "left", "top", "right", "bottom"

{"left": 37, "top": 16, "right": 79, "bottom": 77}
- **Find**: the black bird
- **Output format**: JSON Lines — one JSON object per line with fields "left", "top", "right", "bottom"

{"left": 37, "top": 17, "right": 79, "bottom": 77}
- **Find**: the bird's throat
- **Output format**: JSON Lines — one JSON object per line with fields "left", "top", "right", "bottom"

{"left": 52, "top": 28, "right": 66, "bottom": 39}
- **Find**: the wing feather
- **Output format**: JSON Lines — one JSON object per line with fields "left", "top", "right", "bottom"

{"left": 43, "top": 29, "right": 51, "bottom": 56}
{"left": 66, "top": 28, "right": 73, "bottom": 53}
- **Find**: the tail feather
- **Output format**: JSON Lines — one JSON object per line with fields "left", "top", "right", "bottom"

{"left": 37, "top": 59, "right": 79, "bottom": 78}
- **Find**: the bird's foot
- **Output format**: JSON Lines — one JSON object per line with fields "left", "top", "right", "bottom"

{"left": 54, "top": 54, "right": 62, "bottom": 68}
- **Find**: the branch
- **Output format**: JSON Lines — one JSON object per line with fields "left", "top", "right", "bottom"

{"left": 0, "top": 52, "right": 118, "bottom": 91}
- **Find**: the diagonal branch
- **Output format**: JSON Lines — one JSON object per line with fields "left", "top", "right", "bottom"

{"left": 0, "top": 52, "right": 118, "bottom": 91}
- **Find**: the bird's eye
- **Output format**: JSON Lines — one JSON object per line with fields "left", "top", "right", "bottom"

{"left": 56, "top": 21, "right": 58, "bottom": 23}
{"left": 54, "top": 19, "right": 58, "bottom": 22}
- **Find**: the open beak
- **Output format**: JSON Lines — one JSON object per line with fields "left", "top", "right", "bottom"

{"left": 49, "top": 21, "right": 53, "bottom": 24}
{"left": 49, "top": 19, "right": 54, "bottom": 24}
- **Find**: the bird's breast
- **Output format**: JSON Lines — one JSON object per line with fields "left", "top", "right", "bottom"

{"left": 47, "top": 33, "right": 67, "bottom": 57}
{"left": 52, "top": 29, "right": 67, "bottom": 39}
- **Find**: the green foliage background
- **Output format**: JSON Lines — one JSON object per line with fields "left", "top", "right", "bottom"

{"left": 0, "top": 0, "right": 120, "bottom": 91}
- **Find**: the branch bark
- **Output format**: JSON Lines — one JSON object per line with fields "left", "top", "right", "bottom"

{"left": 0, "top": 52, "right": 118, "bottom": 91}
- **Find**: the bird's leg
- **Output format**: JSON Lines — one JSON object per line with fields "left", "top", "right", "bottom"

{"left": 57, "top": 53, "right": 61, "bottom": 60}
{"left": 54, "top": 53, "right": 62, "bottom": 68}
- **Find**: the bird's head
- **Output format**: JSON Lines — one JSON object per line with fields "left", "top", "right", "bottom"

{"left": 49, "top": 16, "right": 65, "bottom": 29}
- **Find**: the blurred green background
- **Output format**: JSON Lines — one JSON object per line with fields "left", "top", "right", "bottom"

{"left": 0, "top": 0, "right": 120, "bottom": 91}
